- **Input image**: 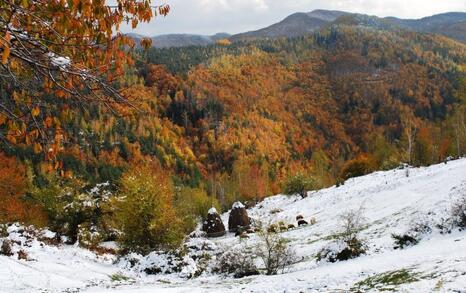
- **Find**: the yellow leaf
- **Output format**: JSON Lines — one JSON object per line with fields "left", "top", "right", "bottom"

{"left": 33, "top": 143, "right": 42, "bottom": 154}
{"left": 31, "top": 107, "right": 40, "bottom": 117}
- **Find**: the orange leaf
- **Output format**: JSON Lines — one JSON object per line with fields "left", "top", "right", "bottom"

{"left": 2, "top": 45, "right": 10, "bottom": 64}
{"left": 44, "top": 117, "right": 53, "bottom": 128}
{"left": 0, "top": 114, "right": 6, "bottom": 126}
{"left": 33, "top": 143, "right": 42, "bottom": 154}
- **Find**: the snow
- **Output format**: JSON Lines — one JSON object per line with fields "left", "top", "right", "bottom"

{"left": 232, "top": 201, "right": 245, "bottom": 209}
{"left": 46, "top": 52, "right": 71, "bottom": 69}
{"left": 2, "top": 159, "right": 466, "bottom": 292}
{"left": 208, "top": 207, "right": 218, "bottom": 215}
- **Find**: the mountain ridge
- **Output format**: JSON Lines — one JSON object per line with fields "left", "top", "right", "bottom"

{"left": 132, "top": 10, "right": 466, "bottom": 47}
{"left": 128, "top": 32, "right": 231, "bottom": 48}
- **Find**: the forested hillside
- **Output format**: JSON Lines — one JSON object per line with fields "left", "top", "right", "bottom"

{"left": 0, "top": 2, "right": 465, "bottom": 254}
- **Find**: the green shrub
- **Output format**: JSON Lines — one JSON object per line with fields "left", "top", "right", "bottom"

{"left": 283, "top": 173, "right": 317, "bottom": 198}
{"left": 31, "top": 176, "right": 114, "bottom": 244}
{"left": 30, "top": 176, "right": 82, "bottom": 239}
{"left": 112, "top": 165, "right": 186, "bottom": 254}
{"left": 77, "top": 222, "right": 104, "bottom": 249}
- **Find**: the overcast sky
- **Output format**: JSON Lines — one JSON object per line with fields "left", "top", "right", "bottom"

{"left": 122, "top": 0, "right": 466, "bottom": 36}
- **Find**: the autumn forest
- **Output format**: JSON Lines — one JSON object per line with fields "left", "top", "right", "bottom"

{"left": 0, "top": 0, "right": 465, "bottom": 253}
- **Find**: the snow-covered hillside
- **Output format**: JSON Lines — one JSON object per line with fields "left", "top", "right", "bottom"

{"left": 1, "top": 159, "right": 466, "bottom": 292}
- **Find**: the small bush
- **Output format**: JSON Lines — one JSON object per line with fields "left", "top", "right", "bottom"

{"left": 283, "top": 173, "right": 317, "bottom": 198}
{"left": 112, "top": 164, "right": 186, "bottom": 254}
{"left": 391, "top": 217, "right": 434, "bottom": 249}
{"left": 392, "top": 234, "right": 418, "bottom": 249}
{"left": 77, "top": 223, "right": 104, "bottom": 249}
{"left": 316, "top": 238, "right": 366, "bottom": 263}
{"left": 317, "top": 207, "right": 367, "bottom": 262}
{"left": 214, "top": 245, "right": 259, "bottom": 278}
{"left": 451, "top": 193, "right": 466, "bottom": 229}
{"left": 31, "top": 177, "right": 114, "bottom": 243}
{"left": 340, "top": 154, "right": 375, "bottom": 180}
{"left": 255, "top": 229, "right": 298, "bottom": 275}
{"left": 338, "top": 207, "right": 367, "bottom": 243}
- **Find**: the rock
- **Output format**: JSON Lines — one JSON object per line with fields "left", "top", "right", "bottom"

{"left": 287, "top": 224, "right": 296, "bottom": 230}
{"left": 202, "top": 207, "right": 226, "bottom": 238}
{"left": 228, "top": 202, "right": 250, "bottom": 233}
{"left": 296, "top": 215, "right": 304, "bottom": 221}
{"left": 298, "top": 219, "right": 308, "bottom": 226}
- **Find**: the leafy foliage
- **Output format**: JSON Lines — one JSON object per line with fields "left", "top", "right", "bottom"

{"left": 111, "top": 163, "right": 185, "bottom": 254}
{"left": 283, "top": 173, "right": 318, "bottom": 198}
{"left": 0, "top": 0, "right": 170, "bottom": 152}
{"left": 0, "top": 153, "right": 46, "bottom": 226}
{"left": 340, "top": 154, "right": 375, "bottom": 180}
{"left": 174, "top": 186, "right": 220, "bottom": 232}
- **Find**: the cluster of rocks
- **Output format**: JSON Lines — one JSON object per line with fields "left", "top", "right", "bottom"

{"left": 202, "top": 202, "right": 252, "bottom": 238}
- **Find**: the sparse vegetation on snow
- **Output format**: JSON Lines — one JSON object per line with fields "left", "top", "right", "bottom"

{"left": 1, "top": 159, "right": 466, "bottom": 292}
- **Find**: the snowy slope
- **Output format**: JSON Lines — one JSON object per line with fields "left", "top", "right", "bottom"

{"left": 1, "top": 159, "right": 466, "bottom": 293}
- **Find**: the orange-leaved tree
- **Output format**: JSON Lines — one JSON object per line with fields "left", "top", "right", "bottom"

{"left": 0, "top": 152, "right": 46, "bottom": 225}
{"left": 0, "top": 0, "right": 169, "bottom": 153}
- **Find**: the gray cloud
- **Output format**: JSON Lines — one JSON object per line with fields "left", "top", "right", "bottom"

{"left": 123, "top": 0, "right": 466, "bottom": 36}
